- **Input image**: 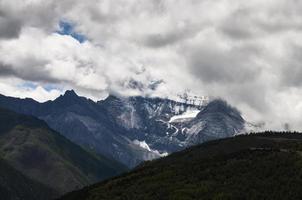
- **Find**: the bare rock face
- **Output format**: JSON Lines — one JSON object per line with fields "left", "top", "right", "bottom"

{"left": 0, "top": 91, "right": 245, "bottom": 167}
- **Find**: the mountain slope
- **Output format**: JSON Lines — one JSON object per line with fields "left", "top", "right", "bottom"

{"left": 99, "top": 95, "right": 203, "bottom": 153}
{"left": 0, "top": 91, "right": 162, "bottom": 167}
{"left": 59, "top": 132, "right": 302, "bottom": 200}
{"left": 0, "top": 91, "right": 245, "bottom": 167}
{"left": 0, "top": 107, "right": 127, "bottom": 197}
{"left": 99, "top": 96, "right": 245, "bottom": 156}
{"left": 182, "top": 99, "right": 245, "bottom": 145}
{"left": 0, "top": 158, "right": 56, "bottom": 200}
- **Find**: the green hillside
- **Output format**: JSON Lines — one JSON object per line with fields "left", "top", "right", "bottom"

{"left": 0, "top": 158, "right": 56, "bottom": 200}
{"left": 60, "top": 132, "right": 302, "bottom": 200}
{"left": 0, "top": 107, "right": 127, "bottom": 198}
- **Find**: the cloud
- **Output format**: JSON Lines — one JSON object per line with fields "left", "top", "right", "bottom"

{"left": 0, "top": 16, "right": 22, "bottom": 39}
{"left": 1, "top": 0, "right": 302, "bottom": 131}
{"left": 0, "top": 62, "right": 14, "bottom": 76}
{"left": 279, "top": 44, "right": 302, "bottom": 87}
{"left": 0, "top": 77, "right": 62, "bottom": 102}
{"left": 187, "top": 43, "right": 262, "bottom": 84}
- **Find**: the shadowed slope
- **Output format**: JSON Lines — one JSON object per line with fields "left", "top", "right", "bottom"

{"left": 0, "top": 158, "right": 56, "bottom": 200}
{"left": 0, "top": 107, "right": 127, "bottom": 197}
{"left": 60, "top": 132, "right": 302, "bottom": 200}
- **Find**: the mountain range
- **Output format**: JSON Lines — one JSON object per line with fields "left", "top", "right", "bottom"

{"left": 0, "top": 90, "right": 246, "bottom": 167}
{"left": 1, "top": 90, "right": 298, "bottom": 200}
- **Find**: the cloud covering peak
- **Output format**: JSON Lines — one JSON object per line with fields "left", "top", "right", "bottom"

{"left": 1, "top": 0, "right": 302, "bottom": 130}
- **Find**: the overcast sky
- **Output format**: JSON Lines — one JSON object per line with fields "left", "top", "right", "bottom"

{"left": 1, "top": 0, "right": 302, "bottom": 130}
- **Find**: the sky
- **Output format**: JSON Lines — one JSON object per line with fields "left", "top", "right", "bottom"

{"left": 0, "top": 0, "right": 302, "bottom": 130}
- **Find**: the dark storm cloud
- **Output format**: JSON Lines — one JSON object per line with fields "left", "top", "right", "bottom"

{"left": 0, "top": 0, "right": 67, "bottom": 39}
{"left": 0, "top": 60, "right": 58, "bottom": 83}
{"left": 187, "top": 46, "right": 261, "bottom": 84}
{"left": 219, "top": 3, "right": 302, "bottom": 40}
{"left": 0, "top": 62, "right": 14, "bottom": 75}
{"left": 0, "top": 10, "right": 22, "bottom": 39}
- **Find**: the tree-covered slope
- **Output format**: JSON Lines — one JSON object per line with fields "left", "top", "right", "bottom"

{"left": 60, "top": 132, "right": 302, "bottom": 200}
{"left": 0, "top": 107, "right": 127, "bottom": 198}
{"left": 0, "top": 158, "right": 56, "bottom": 200}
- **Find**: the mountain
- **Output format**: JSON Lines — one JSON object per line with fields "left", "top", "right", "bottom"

{"left": 59, "top": 132, "right": 302, "bottom": 200}
{"left": 0, "top": 107, "right": 127, "bottom": 198}
{"left": 0, "top": 91, "right": 245, "bottom": 167}
{"left": 0, "top": 158, "right": 56, "bottom": 200}
{"left": 99, "top": 96, "right": 244, "bottom": 154}
{"left": 0, "top": 91, "right": 164, "bottom": 167}
{"left": 183, "top": 99, "right": 245, "bottom": 145}
{"left": 98, "top": 95, "right": 204, "bottom": 153}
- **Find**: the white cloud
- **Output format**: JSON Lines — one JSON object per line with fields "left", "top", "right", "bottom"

{"left": 0, "top": 77, "right": 62, "bottom": 102}
{"left": 1, "top": 0, "right": 302, "bottom": 130}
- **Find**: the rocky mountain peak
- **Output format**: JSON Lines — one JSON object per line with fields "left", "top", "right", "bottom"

{"left": 63, "top": 90, "right": 78, "bottom": 98}
{"left": 197, "top": 99, "right": 244, "bottom": 121}
{"left": 54, "top": 90, "right": 82, "bottom": 106}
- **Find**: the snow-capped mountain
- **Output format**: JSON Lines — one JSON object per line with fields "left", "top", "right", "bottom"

{"left": 0, "top": 90, "right": 246, "bottom": 167}
{"left": 98, "top": 95, "right": 246, "bottom": 163}
{"left": 98, "top": 95, "right": 205, "bottom": 155}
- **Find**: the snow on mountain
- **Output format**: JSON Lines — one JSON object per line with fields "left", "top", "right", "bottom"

{"left": 169, "top": 109, "right": 200, "bottom": 123}
{"left": 0, "top": 91, "right": 246, "bottom": 167}
{"left": 133, "top": 140, "right": 152, "bottom": 151}
{"left": 133, "top": 140, "right": 168, "bottom": 157}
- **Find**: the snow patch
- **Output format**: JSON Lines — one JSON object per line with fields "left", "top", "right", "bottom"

{"left": 133, "top": 140, "right": 151, "bottom": 151}
{"left": 133, "top": 140, "right": 168, "bottom": 157}
{"left": 169, "top": 109, "right": 200, "bottom": 123}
